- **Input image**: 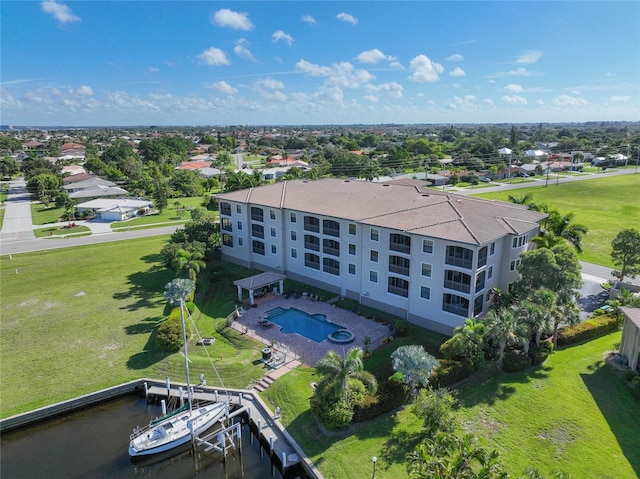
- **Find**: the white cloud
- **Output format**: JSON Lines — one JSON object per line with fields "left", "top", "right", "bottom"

{"left": 206, "top": 81, "right": 238, "bottom": 94}
{"left": 502, "top": 95, "right": 528, "bottom": 105}
{"left": 408, "top": 55, "right": 444, "bottom": 82}
{"left": 355, "top": 49, "right": 396, "bottom": 64}
{"left": 295, "top": 60, "right": 374, "bottom": 88}
{"left": 313, "top": 86, "right": 344, "bottom": 103}
{"left": 148, "top": 67, "right": 160, "bottom": 73}
{"left": 449, "top": 67, "right": 465, "bottom": 77}
{"left": 363, "top": 95, "right": 379, "bottom": 102}
{"left": 301, "top": 15, "right": 316, "bottom": 24}
{"left": 212, "top": 8, "right": 254, "bottom": 30}
{"left": 517, "top": 50, "right": 543, "bottom": 64}
{"left": 504, "top": 84, "right": 523, "bottom": 92}
{"left": 254, "top": 78, "right": 285, "bottom": 90}
{"left": 446, "top": 95, "right": 479, "bottom": 111}
{"left": 76, "top": 85, "right": 94, "bottom": 96}
{"left": 337, "top": 13, "right": 358, "bottom": 25}
{"left": 272, "top": 30, "right": 294, "bottom": 46}
{"left": 198, "top": 47, "right": 230, "bottom": 66}
{"left": 41, "top": 1, "right": 80, "bottom": 24}
{"left": 488, "top": 68, "right": 536, "bottom": 78}
{"left": 610, "top": 96, "right": 631, "bottom": 102}
{"left": 365, "top": 82, "right": 403, "bottom": 98}
{"left": 446, "top": 54, "right": 464, "bottom": 62}
{"left": 553, "top": 95, "right": 588, "bottom": 106}
{"left": 388, "top": 62, "right": 404, "bottom": 70}
{"left": 234, "top": 40, "right": 256, "bottom": 62}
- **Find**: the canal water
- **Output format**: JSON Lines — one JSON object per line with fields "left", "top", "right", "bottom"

{"left": 1, "top": 395, "right": 284, "bottom": 479}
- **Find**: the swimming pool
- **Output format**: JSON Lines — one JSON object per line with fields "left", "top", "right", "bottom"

{"left": 265, "top": 307, "right": 343, "bottom": 343}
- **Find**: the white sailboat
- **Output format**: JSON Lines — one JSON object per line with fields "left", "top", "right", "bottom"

{"left": 129, "top": 279, "right": 227, "bottom": 457}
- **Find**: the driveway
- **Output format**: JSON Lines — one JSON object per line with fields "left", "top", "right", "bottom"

{"left": 1, "top": 178, "right": 36, "bottom": 242}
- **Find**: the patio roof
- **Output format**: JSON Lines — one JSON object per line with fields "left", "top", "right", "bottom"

{"left": 233, "top": 272, "right": 287, "bottom": 291}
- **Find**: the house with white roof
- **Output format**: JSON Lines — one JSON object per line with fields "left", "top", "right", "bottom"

{"left": 75, "top": 198, "right": 151, "bottom": 221}
{"left": 216, "top": 178, "right": 546, "bottom": 334}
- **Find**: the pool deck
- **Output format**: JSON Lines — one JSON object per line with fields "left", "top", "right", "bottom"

{"left": 230, "top": 294, "right": 391, "bottom": 367}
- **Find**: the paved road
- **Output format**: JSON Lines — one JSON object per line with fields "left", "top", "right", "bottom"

{"left": 0, "top": 178, "right": 36, "bottom": 241}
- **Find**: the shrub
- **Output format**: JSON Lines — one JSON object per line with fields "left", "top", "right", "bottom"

{"left": 502, "top": 349, "right": 532, "bottom": 373}
{"left": 411, "top": 388, "right": 457, "bottom": 438}
{"left": 393, "top": 319, "right": 411, "bottom": 337}
{"left": 440, "top": 333, "right": 484, "bottom": 370}
{"left": 556, "top": 315, "right": 620, "bottom": 347}
{"left": 353, "top": 380, "right": 409, "bottom": 422}
{"left": 430, "top": 359, "right": 474, "bottom": 388}
{"left": 155, "top": 307, "right": 192, "bottom": 352}
{"left": 529, "top": 341, "right": 554, "bottom": 366}
{"left": 310, "top": 377, "right": 365, "bottom": 429}
{"left": 623, "top": 370, "right": 638, "bottom": 382}
{"left": 631, "top": 376, "right": 640, "bottom": 392}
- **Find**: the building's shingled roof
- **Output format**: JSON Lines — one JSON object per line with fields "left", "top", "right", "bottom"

{"left": 218, "top": 178, "right": 546, "bottom": 245}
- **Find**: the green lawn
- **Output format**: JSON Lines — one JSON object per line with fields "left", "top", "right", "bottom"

{"left": 31, "top": 204, "right": 65, "bottom": 225}
{"left": 263, "top": 332, "right": 639, "bottom": 479}
{"left": 111, "top": 196, "right": 214, "bottom": 230}
{"left": 0, "top": 237, "right": 264, "bottom": 418}
{"left": 472, "top": 174, "right": 640, "bottom": 266}
{"left": 34, "top": 225, "right": 91, "bottom": 238}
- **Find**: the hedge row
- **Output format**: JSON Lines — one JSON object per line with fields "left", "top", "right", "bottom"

{"left": 556, "top": 314, "right": 620, "bottom": 347}
{"left": 352, "top": 380, "right": 409, "bottom": 422}
{"left": 430, "top": 358, "right": 474, "bottom": 388}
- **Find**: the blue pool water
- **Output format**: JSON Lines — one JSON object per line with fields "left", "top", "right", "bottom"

{"left": 265, "top": 307, "right": 341, "bottom": 342}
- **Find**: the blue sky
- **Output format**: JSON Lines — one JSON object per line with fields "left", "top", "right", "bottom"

{"left": 1, "top": 1, "right": 639, "bottom": 126}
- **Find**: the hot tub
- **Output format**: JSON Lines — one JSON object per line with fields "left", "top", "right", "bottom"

{"left": 327, "top": 329, "right": 355, "bottom": 344}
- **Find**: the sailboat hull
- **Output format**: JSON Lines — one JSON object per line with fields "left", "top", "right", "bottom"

{"left": 129, "top": 402, "right": 227, "bottom": 457}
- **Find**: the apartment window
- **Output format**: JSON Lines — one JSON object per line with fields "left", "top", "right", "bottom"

{"left": 348, "top": 263, "right": 356, "bottom": 275}
{"left": 445, "top": 245, "right": 473, "bottom": 269}
{"left": 348, "top": 243, "right": 356, "bottom": 255}
{"left": 371, "top": 228, "right": 379, "bottom": 241}
{"left": 271, "top": 245, "right": 277, "bottom": 254}
{"left": 423, "top": 239, "right": 434, "bottom": 254}
{"left": 238, "top": 237, "right": 243, "bottom": 246}
{"left": 389, "top": 255, "right": 410, "bottom": 276}
{"left": 488, "top": 266, "right": 493, "bottom": 279}
{"left": 237, "top": 221, "right": 243, "bottom": 231}
{"left": 270, "top": 227, "right": 277, "bottom": 237}
{"left": 251, "top": 224, "right": 264, "bottom": 239}
{"left": 421, "top": 263, "right": 432, "bottom": 277}
{"left": 236, "top": 205, "right": 242, "bottom": 214}
{"left": 349, "top": 223, "right": 356, "bottom": 235}
{"left": 291, "top": 231, "right": 297, "bottom": 241}
{"left": 442, "top": 293, "right": 469, "bottom": 317}
{"left": 290, "top": 212, "right": 297, "bottom": 223}
{"left": 444, "top": 270, "right": 472, "bottom": 293}
{"left": 390, "top": 233, "right": 411, "bottom": 254}
{"left": 270, "top": 209, "right": 276, "bottom": 220}
{"left": 370, "top": 271, "right": 378, "bottom": 283}
{"left": 475, "top": 271, "right": 486, "bottom": 292}
{"left": 220, "top": 202, "right": 231, "bottom": 216}
{"left": 510, "top": 259, "right": 521, "bottom": 271}
{"left": 420, "top": 286, "right": 431, "bottom": 300}
{"left": 370, "top": 250, "right": 379, "bottom": 263}
{"left": 291, "top": 248, "right": 297, "bottom": 259}
{"left": 221, "top": 217, "right": 232, "bottom": 232}
{"left": 305, "top": 253, "right": 320, "bottom": 270}
{"left": 323, "top": 257, "right": 340, "bottom": 276}
{"left": 474, "top": 295, "right": 484, "bottom": 316}
{"left": 304, "top": 215, "right": 320, "bottom": 233}
{"left": 222, "top": 233, "right": 233, "bottom": 247}
{"left": 251, "top": 207, "right": 264, "bottom": 222}
{"left": 388, "top": 277, "right": 409, "bottom": 297}
{"left": 490, "top": 242, "right": 495, "bottom": 255}
{"left": 478, "top": 246, "right": 488, "bottom": 268}
{"left": 304, "top": 234, "right": 320, "bottom": 251}
{"left": 252, "top": 240, "right": 265, "bottom": 256}
{"left": 512, "top": 235, "right": 528, "bottom": 248}
{"left": 323, "top": 219, "right": 340, "bottom": 237}
{"left": 323, "top": 238, "right": 340, "bottom": 257}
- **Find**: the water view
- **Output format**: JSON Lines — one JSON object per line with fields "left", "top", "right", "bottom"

{"left": 1, "top": 395, "right": 283, "bottom": 479}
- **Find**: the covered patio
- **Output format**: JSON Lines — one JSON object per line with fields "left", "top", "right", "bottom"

{"left": 233, "top": 271, "right": 287, "bottom": 306}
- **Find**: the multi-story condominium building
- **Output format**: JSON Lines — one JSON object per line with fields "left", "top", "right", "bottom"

{"left": 216, "top": 178, "right": 546, "bottom": 334}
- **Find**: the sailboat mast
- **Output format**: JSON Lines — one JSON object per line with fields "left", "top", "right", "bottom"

{"left": 179, "top": 298, "right": 196, "bottom": 444}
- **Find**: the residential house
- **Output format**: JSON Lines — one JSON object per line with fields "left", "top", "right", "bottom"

{"left": 75, "top": 198, "right": 151, "bottom": 221}
{"left": 216, "top": 178, "right": 546, "bottom": 334}
{"left": 620, "top": 307, "right": 640, "bottom": 372}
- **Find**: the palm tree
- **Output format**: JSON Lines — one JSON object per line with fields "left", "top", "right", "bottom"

{"left": 172, "top": 248, "right": 206, "bottom": 282}
{"left": 391, "top": 345, "right": 440, "bottom": 398}
{"left": 550, "top": 292, "right": 581, "bottom": 349}
{"left": 483, "top": 310, "right": 519, "bottom": 370}
{"left": 513, "top": 289, "right": 555, "bottom": 354}
{"left": 315, "top": 347, "right": 377, "bottom": 400}
{"left": 508, "top": 193, "right": 534, "bottom": 206}
{"left": 407, "top": 432, "right": 507, "bottom": 479}
{"left": 544, "top": 211, "right": 588, "bottom": 253}
{"left": 452, "top": 318, "right": 486, "bottom": 368}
